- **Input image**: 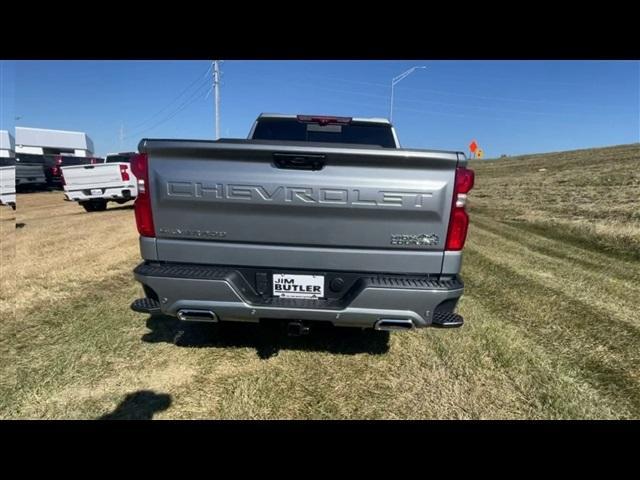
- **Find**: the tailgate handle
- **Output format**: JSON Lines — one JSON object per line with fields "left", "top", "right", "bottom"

{"left": 273, "top": 153, "right": 326, "bottom": 171}
{"left": 83, "top": 165, "right": 95, "bottom": 169}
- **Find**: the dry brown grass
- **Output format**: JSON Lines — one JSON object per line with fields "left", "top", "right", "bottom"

{"left": 1, "top": 143, "right": 639, "bottom": 419}
{"left": 10, "top": 192, "right": 139, "bottom": 314}
{"left": 0, "top": 204, "right": 16, "bottom": 323}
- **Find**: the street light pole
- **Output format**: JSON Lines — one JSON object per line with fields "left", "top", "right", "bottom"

{"left": 390, "top": 66, "right": 426, "bottom": 123}
{"left": 213, "top": 60, "right": 221, "bottom": 140}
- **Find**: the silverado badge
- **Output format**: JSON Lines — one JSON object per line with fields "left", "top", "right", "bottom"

{"left": 390, "top": 233, "right": 439, "bottom": 247}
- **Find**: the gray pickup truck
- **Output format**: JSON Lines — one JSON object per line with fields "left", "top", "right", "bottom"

{"left": 130, "top": 113, "right": 474, "bottom": 334}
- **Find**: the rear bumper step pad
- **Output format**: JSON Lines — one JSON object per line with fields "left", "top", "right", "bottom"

{"left": 432, "top": 311, "right": 464, "bottom": 328}
{"left": 131, "top": 297, "right": 161, "bottom": 314}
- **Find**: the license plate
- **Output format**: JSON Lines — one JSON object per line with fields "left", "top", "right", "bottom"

{"left": 273, "top": 273, "right": 324, "bottom": 299}
{"left": 91, "top": 189, "right": 102, "bottom": 196}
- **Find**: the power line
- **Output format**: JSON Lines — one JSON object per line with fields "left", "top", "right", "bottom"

{"left": 297, "top": 73, "right": 626, "bottom": 109}
{"left": 125, "top": 78, "right": 211, "bottom": 139}
{"left": 316, "top": 93, "right": 583, "bottom": 127}
{"left": 127, "top": 63, "right": 213, "bottom": 131}
{"left": 126, "top": 80, "right": 210, "bottom": 139}
{"left": 286, "top": 81, "right": 601, "bottom": 120}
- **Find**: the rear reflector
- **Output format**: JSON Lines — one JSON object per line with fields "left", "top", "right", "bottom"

{"left": 130, "top": 153, "right": 155, "bottom": 237}
{"left": 445, "top": 166, "right": 475, "bottom": 251}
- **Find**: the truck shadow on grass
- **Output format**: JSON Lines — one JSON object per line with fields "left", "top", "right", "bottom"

{"left": 71, "top": 205, "right": 134, "bottom": 215}
{"left": 107, "top": 205, "right": 135, "bottom": 211}
{"left": 98, "top": 390, "right": 172, "bottom": 420}
{"left": 16, "top": 185, "right": 54, "bottom": 194}
{"left": 142, "top": 315, "right": 390, "bottom": 359}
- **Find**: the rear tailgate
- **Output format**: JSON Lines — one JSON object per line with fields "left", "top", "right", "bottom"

{"left": 141, "top": 140, "right": 463, "bottom": 274}
{"left": 61, "top": 163, "right": 130, "bottom": 190}
{"left": 16, "top": 164, "right": 46, "bottom": 183}
{"left": 0, "top": 165, "right": 16, "bottom": 198}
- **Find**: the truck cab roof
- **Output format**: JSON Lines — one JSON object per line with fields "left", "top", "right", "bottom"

{"left": 250, "top": 113, "right": 400, "bottom": 148}
{"left": 257, "top": 113, "right": 392, "bottom": 125}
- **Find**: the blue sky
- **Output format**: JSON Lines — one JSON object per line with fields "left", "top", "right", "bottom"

{"left": 1, "top": 60, "right": 638, "bottom": 158}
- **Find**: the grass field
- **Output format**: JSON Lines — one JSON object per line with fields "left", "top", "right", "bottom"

{"left": 0, "top": 202, "right": 15, "bottom": 328}
{"left": 1, "top": 143, "right": 639, "bottom": 419}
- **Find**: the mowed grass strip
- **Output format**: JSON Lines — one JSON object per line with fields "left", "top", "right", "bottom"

{"left": 470, "top": 214, "right": 640, "bottom": 324}
{"left": 464, "top": 238, "right": 639, "bottom": 417}
{"left": 470, "top": 212, "right": 640, "bottom": 283}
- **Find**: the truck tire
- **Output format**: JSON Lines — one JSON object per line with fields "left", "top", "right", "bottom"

{"left": 92, "top": 200, "right": 108, "bottom": 211}
{"left": 81, "top": 201, "right": 95, "bottom": 212}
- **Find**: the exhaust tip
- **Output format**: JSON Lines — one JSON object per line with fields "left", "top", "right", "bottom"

{"left": 177, "top": 309, "right": 218, "bottom": 322}
{"left": 375, "top": 319, "right": 414, "bottom": 331}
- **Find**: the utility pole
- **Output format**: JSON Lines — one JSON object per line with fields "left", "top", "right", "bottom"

{"left": 213, "top": 60, "right": 221, "bottom": 140}
{"left": 390, "top": 66, "right": 426, "bottom": 123}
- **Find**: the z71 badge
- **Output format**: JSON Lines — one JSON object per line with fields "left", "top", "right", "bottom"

{"left": 391, "top": 233, "right": 439, "bottom": 247}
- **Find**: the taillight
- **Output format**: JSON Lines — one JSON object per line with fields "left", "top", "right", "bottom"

{"left": 445, "top": 166, "right": 475, "bottom": 251}
{"left": 130, "top": 153, "right": 155, "bottom": 237}
{"left": 120, "top": 163, "right": 130, "bottom": 181}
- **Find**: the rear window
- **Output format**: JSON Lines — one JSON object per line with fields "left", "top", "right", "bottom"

{"left": 58, "top": 156, "right": 94, "bottom": 166}
{"left": 106, "top": 154, "right": 132, "bottom": 163}
{"left": 16, "top": 153, "right": 46, "bottom": 164}
{"left": 251, "top": 118, "right": 397, "bottom": 148}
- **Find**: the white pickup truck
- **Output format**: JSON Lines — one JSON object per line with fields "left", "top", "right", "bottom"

{"left": 61, "top": 152, "right": 137, "bottom": 212}
{"left": 0, "top": 160, "right": 16, "bottom": 209}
